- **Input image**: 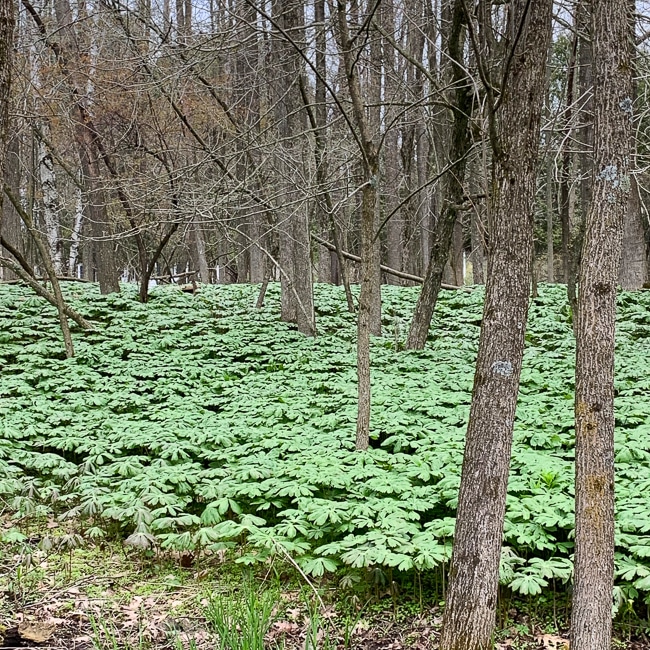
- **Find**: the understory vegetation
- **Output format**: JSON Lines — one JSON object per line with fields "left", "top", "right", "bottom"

{"left": 2, "top": 282, "right": 650, "bottom": 622}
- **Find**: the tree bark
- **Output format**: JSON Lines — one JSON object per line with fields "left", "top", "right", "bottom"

{"left": 77, "top": 139, "right": 120, "bottom": 294}
{"left": 274, "top": 0, "right": 315, "bottom": 336}
{"left": 406, "top": 0, "right": 472, "bottom": 350}
{"left": 68, "top": 186, "right": 83, "bottom": 277}
{"left": 1, "top": 132, "right": 21, "bottom": 280}
{"left": 469, "top": 155, "right": 485, "bottom": 285}
{"left": 618, "top": 39, "right": 646, "bottom": 291}
{"left": 559, "top": 29, "right": 578, "bottom": 284}
{"left": 571, "top": 2, "right": 633, "bottom": 648}
{"left": 296, "top": 5, "right": 355, "bottom": 312}
{"left": 334, "top": 0, "right": 382, "bottom": 451}
{"left": 619, "top": 175, "right": 647, "bottom": 289}
{"left": 546, "top": 156, "right": 554, "bottom": 283}
{"left": 0, "top": 0, "right": 14, "bottom": 280}
{"left": 382, "top": 0, "right": 403, "bottom": 285}
{"left": 570, "top": 0, "right": 593, "bottom": 313}
{"left": 36, "top": 126, "right": 62, "bottom": 274}
{"left": 194, "top": 214, "right": 210, "bottom": 284}
{"left": 439, "top": 1, "right": 553, "bottom": 647}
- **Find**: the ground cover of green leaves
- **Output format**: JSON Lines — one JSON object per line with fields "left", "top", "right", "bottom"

{"left": 1, "top": 282, "right": 650, "bottom": 610}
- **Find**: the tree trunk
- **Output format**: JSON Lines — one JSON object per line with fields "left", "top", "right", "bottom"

{"left": 194, "top": 216, "right": 210, "bottom": 284}
{"left": 618, "top": 42, "right": 645, "bottom": 291}
{"left": 274, "top": 0, "right": 315, "bottom": 336}
{"left": 450, "top": 218, "right": 464, "bottom": 286}
{"left": 356, "top": 181, "right": 379, "bottom": 450}
{"left": 383, "top": 0, "right": 403, "bottom": 285}
{"left": 36, "top": 126, "right": 62, "bottom": 274}
{"left": 570, "top": 0, "right": 593, "bottom": 312}
{"left": 559, "top": 30, "right": 578, "bottom": 284}
{"left": 68, "top": 186, "right": 83, "bottom": 276}
{"left": 470, "top": 208, "right": 485, "bottom": 284}
{"left": 333, "top": 0, "right": 382, "bottom": 450}
{"left": 297, "top": 0, "right": 354, "bottom": 310}
{"left": 366, "top": 8, "right": 382, "bottom": 336}
{"left": 571, "top": 2, "right": 633, "bottom": 648}
{"left": 249, "top": 219, "right": 265, "bottom": 283}
{"left": 385, "top": 126, "right": 403, "bottom": 284}
{"left": 78, "top": 139, "right": 120, "bottom": 294}
{"left": 406, "top": 0, "right": 472, "bottom": 350}
{"left": 1, "top": 132, "right": 22, "bottom": 280}
{"left": 546, "top": 156, "right": 554, "bottom": 283}
{"left": 293, "top": 205, "right": 315, "bottom": 335}
{"left": 439, "top": 1, "right": 553, "bottom": 648}
{"left": 619, "top": 175, "right": 647, "bottom": 289}
{"left": 469, "top": 154, "right": 485, "bottom": 285}
{"left": 0, "top": 0, "right": 14, "bottom": 238}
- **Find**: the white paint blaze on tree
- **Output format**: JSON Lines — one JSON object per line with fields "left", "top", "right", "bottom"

{"left": 571, "top": 1, "right": 634, "bottom": 648}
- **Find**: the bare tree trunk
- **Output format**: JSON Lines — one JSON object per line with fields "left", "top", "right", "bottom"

{"left": 619, "top": 175, "right": 647, "bottom": 289}
{"left": 559, "top": 29, "right": 578, "bottom": 284}
{"left": 571, "top": 2, "right": 633, "bottom": 648}
{"left": 313, "top": 0, "right": 334, "bottom": 287}
{"left": 406, "top": 0, "right": 472, "bottom": 350}
{"left": 383, "top": 0, "right": 402, "bottom": 285}
{"left": 366, "top": 6, "right": 382, "bottom": 335}
{"left": 570, "top": 0, "right": 593, "bottom": 313}
{"left": 450, "top": 219, "right": 464, "bottom": 285}
{"left": 194, "top": 214, "right": 210, "bottom": 283}
{"left": 385, "top": 129, "right": 402, "bottom": 284}
{"left": 356, "top": 180, "right": 379, "bottom": 450}
{"left": 297, "top": 2, "right": 354, "bottom": 310}
{"left": 333, "top": 0, "right": 383, "bottom": 450}
{"left": 36, "top": 126, "right": 62, "bottom": 274}
{"left": 439, "top": 2, "right": 553, "bottom": 647}
{"left": 78, "top": 140, "right": 120, "bottom": 294}
{"left": 469, "top": 155, "right": 485, "bottom": 284}
{"left": 0, "top": 0, "right": 14, "bottom": 241}
{"left": 249, "top": 220, "right": 265, "bottom": 283}
{"left": 618, "top": 43, "right": 646, "bottom": 291}
{"left": 274, "top": 0, "right": 315, "bottom": 336}
{"left": 1, "top": 132, "right": 22, "bottom": 280}
{"left": 546, "top": 156, "right": 554, "bottom": 283}
{"left": 293, "top": 204, "right": 315, "bottom": 335}
{"left": 470, "top": 210, "right": 485, "bottom": 284}
{"left": 68, "top": 186, "right": 83, "bottom": 276}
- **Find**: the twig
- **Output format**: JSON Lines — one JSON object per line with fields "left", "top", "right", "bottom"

{"left": 311, "top": 234, "right": 466, "bottom": 289}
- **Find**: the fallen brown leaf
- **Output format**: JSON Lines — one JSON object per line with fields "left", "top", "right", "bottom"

{"left": 537, "top": 633, "right": 570, "bottom": 649}
{"left": 18, "top": 620, "right": 56, "bottom": 643}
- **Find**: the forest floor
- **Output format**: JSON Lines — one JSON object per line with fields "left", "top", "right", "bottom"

{"left": 1, "top": 530, "right": 581, "bottom": 650}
